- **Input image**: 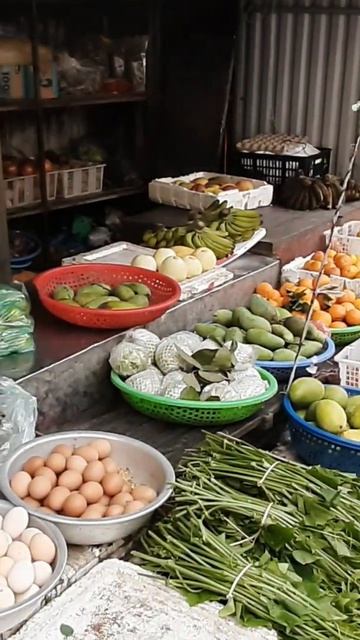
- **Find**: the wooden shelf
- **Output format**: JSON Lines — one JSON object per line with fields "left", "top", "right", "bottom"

{"left": 7, "top": 184, "right": 145, "bottom": 220}
{"left": 0, "top": 93, "right": 146, "bottom": 114}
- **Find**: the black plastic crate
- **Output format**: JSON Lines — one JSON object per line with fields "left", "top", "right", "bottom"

{"left": 233, "top": 147, "right": 331, "bottom": 186}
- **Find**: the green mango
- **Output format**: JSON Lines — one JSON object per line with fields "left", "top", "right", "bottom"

{"left": 315, "top": 399, "right": 347, "bottom": 434}
{"left": 194, "top": 323, "right": 218, "bottom": 339}
{"left": 252, "top": 345, "right": 273, "bottom": 361}
{"left": 53, "top": 285, "right": 74, "bottom": 301}
{"left": 84, "top": 296, "right": 120, "bottom": 309}
{"left": 346, "top": 396, "right": 360, "bottom": 420}
{"left": 306, "top": 323, "right": 326, "bottom": 344}
{"left": 273, "top": 348, "right": 297, "bottom": 362}
{"left": 61, "top": 300, "right": 80, "bottom": 307}
{"left": 249, "top": 294, "right": 278, "bottom": 322}
{"left": 246, "top": 328, "right": 285, "bottom": 351}
{"left": 288, "top": 340, "right": 323, "bottom": 358}
{"left": 323, "top": 385, "right": 348, "bottom": 408}
{"left": 232, "top": 307, "right": 271, "bottom": 332}
{"left": 212, "top": 309, "right": 233, "bottom": 326}
{"left": 225, "top": 327, "right": 245, "bottom": 343}
{"left": 113, "top": 285, "right": 136, "bottom": 301}
{"left": 306, "top": 401, "right": 320, "bottom": 421}
{"left": 130, "top": 294, "right": 150, "bottom": 308}
{"left": 297, "top": 409, "right": 307, "bottom": 420}
{"left": 105, "top": 301, "right": 136, "bottom": 309}
{"left": 127, "top": 283, "right": 151, "bottom": 297}
{"left": 77, "top": 284, "right": 111, "bottom": 297}
{"left": 284, "top": 316, "right": 325, "bottom": 344}
{"left": 271, "top": 324, "right": 294, "bottom": 343}
{"left": 275, "top": 307, "right": 292, "bottom": 321}
{"left": 289, "top": 378, "right": 324, "bottom": 409}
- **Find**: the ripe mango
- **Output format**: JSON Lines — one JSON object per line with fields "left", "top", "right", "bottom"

{"left": 323, "top": 385, "right": 348, "bottom": 409}
{"left": 289, "top": 377, "right": 324, "bottom": 408}
{"left": 306, "top": 400, "right": 320, "bottom": 421}
{"left": 345, "top": 396, "right": 360, "bottom": 420}
{"left": 246, "top": 329, "right": 285, "bottom": 351}
{"left": 315, "top": 399, "right": 347, "bottom": 434}
{"left": 348, "top": 406, "right": 360, "bottom": 430}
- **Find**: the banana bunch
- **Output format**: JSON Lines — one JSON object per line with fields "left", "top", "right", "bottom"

{"left": 182, "top": 227, "right": 235, "bottom": 259}
{"left": 208, "top": 209, "right": 262, "bottom": 242}
{"left": 277, "top": 174, "right": 355, "bottom": 211}
{"left": 143, "top": 226, "right": 187, "bottom": 249}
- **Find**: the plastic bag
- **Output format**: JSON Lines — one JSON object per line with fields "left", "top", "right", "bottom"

{"left": 0, "top": 377, "right": 37, "bottom": 463}
{"left": 0, "top": 284, "right": 35, "bottom": 357}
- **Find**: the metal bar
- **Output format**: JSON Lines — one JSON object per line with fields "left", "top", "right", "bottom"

{"left": 0, "top": 151, "right": 11, "bottom": 284}
{"left": 244, "top": 5, "right": 360, "bottom": 16}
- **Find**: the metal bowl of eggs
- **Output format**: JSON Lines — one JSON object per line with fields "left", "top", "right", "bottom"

{"left": 0, "top": 500, "right": 67, "bottom": 633}
{"left": 0, "top": 431, "right": 175, "bottom": 546}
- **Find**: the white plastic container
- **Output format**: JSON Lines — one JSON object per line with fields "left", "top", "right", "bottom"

{"left": 281, "top": 253, "right": 360, "bottom": 296}
{"left": 335, "top": 338, "right": 360, "bottom": 388}
{"left": 148, "top": 171, "right": 273, "bottom": 211}
{"left": 5, "top": 172, "right": 58, "bottom": 209}
{"left": 58, "top": 164, "right": 105, "bottom": 199}
{"left": 324, "top": 221, "right": 360, "bottom": 255}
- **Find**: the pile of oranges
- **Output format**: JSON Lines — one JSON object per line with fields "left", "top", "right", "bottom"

{"left": 255, "top": 279, "right": 360, "bottom": 329}
{"left": 303, "top": 250, "right": 360, "bottom": 280}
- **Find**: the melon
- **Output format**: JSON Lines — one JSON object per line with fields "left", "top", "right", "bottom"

{"left": 193, "top": 248, "right": 217, "bottom": 271}
{"left": 131, "top": 255, "right": 157, "bottom": 271}
{"left": 159, "top": 256, "right": 187, "bottom": 282}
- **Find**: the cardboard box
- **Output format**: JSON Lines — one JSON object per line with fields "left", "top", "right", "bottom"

{"left": 0, "top": 65, "right": 26, "bottom": 99}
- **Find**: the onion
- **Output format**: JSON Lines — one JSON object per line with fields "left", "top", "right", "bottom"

{"left": 3, "top": 160, "right": 18, "bottom": 179}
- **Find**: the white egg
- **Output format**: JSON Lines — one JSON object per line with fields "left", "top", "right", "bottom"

{"left": 0, "top": 585, "right": 15, "bottom": 609}
{"left": 15, "top": 583, "right": 39, "bottom": 603}
{"left": 0, "top": 516, "right": 3, "bottom": 529}
{"left": 0, "top": 576, "right": 7, "bottom": 587}
{"left": 7, "top": 561, "right": 34, "bottom": 594}
{"left": 20, "top": 528, "right": 41, "bottom": 546}
{"left": 7, "top": 541, "right": 31, "bottom": 562}
{"left": 3, "top": 507, "right": 29, "bottom": 540}
{"left": 33, "top": 561, "right": 52, "bottom": 587}
{"left": 0, "top": 532, "right": 10, "bottom": 558}
{"left": 0, "top": 557, "right": 14, "bottom": 578}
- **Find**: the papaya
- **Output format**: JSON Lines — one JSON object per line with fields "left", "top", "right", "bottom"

{"left": 232, "top": 307, "right": 271, "bottom": 332}
{"left": 246, "top": 328, "right": 285, "bottom": 350}
{"left": 252, "top": 345, "right": 273, "bottom": 361}
{"left": 271, "top": 324, "right": 294, "bottom": 343}
{"left": 249, "top": 294, "right": 277, "bottom": 322}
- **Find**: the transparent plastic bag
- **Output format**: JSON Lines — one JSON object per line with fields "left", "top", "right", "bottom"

{"left": 0, "top": 377, "right": 37, "bottom": 464}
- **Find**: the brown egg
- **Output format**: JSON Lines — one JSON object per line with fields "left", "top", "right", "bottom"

{"left": 38, "top": 507, "right": 54, "bottom": 514}
{"left": 62, "top": 493, "right": 87, "bottom": 517}
{"left": 81, "top": 504, "right": 106, "bottom": 519}
{"left": 105, "top": 505, "right": 124, "bottom": 517}
{"left": 124, "top": 500, "right": 145, "bottom": 515}
{"left": 52, "top": 444, "right": 73, "bottom": 458}
{"left": 23, "top": 496, "right": 40, "bottom": 508}
{"left": 46, "top": 453, "right": 66, "bottom": 474}
{"left": 98, "top": 494, "right": 110, "bottom": 506}
{"left": 102, "top": 457, "right": 118, "bottom": 474}
{"left": 83, "top": 461, "right": 105, "bottom": 483}
{"left": 34, "top": 466, "right": 57, "bottom": 488}
{"left": 110, "top": 492, "right": 133, "bottom": 507}
{"left": 30, "top": 533, "right": 56, "bottom": 563}
{"left": 23, "top": 456, "right": 44, "bottom": 476}
{"left": 28, "top": 476, "right": 52, "bottom": 501}
{"left": 121, "top": 481, "right": 131, "bottom": 494}
{"left": 74, "top": 446, "right": 98, "bottom": 462}
{"left": 10, "top": 471, "right": 32, "bottom": 498}
{"left": 102, "top": 472, "right": 123, "bottom": 496}
{"left": 58, "top": 470, "right": 82, "bottom": 491}
{"left": 47, "top": 486, "right": 70, "bottom": 512}
{"left": 132, "top": 485, "right": 157, "bottom": 504}
{"left": 90, "top": 439, "right": 111, "bottom": 459}
{"left": 66, "top": 455, "right": 87, "bottom": 474}
{"left": 79, "top": 481, "right": 103, "bottom": 504}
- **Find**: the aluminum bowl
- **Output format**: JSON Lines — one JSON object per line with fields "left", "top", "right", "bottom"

{"left": 0, "top": 499, "right": 67, "bottom": 634}
{"left": 0, "top": 431, "right": 175, "bottom": 546}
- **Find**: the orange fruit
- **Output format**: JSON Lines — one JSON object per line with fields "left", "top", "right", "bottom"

{"left": 312, "top": 299, "right": 320, "bottom": 312}
{"left": 329, "top": 304, "right": 346, "bottom": 321}
{"left": 256, "top": 282, "right": 274, "bottom": 299}
{"left": 327, "top": 249, "right": 336, "bottom": 259}
{"left": 353, "top": 299, "right": 360, "bottom": 310}
{"left": 324, "top": 263, "right": 341, "bottom": 276}
{"left": 312, "top": 251, "right": 324, "bottom": 262}
{"left": 345, "top": 309, "right": 360, "bottom": 326}
{"left": 316, "top": 275, "right": 331, "bottom": 288}
{"left": 342, "top": 302, "right": 355, "bottom": 312}
{"left": 311, "top": 310, "right": 332, "bottom": 327}
{"left": 299, "top": 278, "right": 313, "bottom": 289}
{"left": 351, "top": 255, "right": 358, "bottom": 265}
{"left": 334, "top": 253, "right": 352, "bottom": 269}
{"left": 268, "top": 299, "right": 280, "bottom": 307}
{"left": 280, "top": 282, "right": 295, "bottom": 296}
{"left": 330, "top": 321, "right": 347, "bottom": 329}
{"left": 304, "top": 260, "right": 321, "bottom": 272}
{"left": 337, "top": 289, "right": 356, "bottom": 304}
{"left": 341, "top": 265, "right": 358, "bottom": 279}
{"left": 269, "top": 289, "right": 282, "bottom": 302}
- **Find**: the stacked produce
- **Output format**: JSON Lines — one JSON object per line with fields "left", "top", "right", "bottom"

{"left": 257, "top": 277, "right": 360, "bottom": 329}
{"left": 193, "top": 293, "right": 327, "bottom": 362}
{"left": 131, "top": 247, "right": 217, "bottom": 283}
{"left": 303, "top": 249, "right": 360, "bottom": 280}
{"left": 109, "top": 328, "right": 268, "bottom": 401}
{"left": 278, "top": 174, "right": 360, "bottom": 210}
{"left": 135, "top": 432, "right": 360, "bottom": 640}
{"left": 0, "top": 284, "right": 34, "bottom": 357}
{"left": 142, "top": 200, "right": 263, "bottom": 259}
{"left": 10, "top": 437, "right": 157, "bottom": 519}
{"left": 236, "top": 132, "right": 308, "bottom": 154}
{"left": 172, "top": 176, "right": 255, "bottom": 194}
{"left": 52, "top": 281, "right": 152, "bottom": 310}
{"left": 289, "top": 378, "right": 360, "bottom": 442}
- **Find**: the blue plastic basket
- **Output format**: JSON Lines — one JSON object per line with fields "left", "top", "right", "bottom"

{"left": 256, "top": 337, "right": 335, "bottom": 382}
{"left": 283, "top": 389, "right": 360, "bottom": 473}
{"left": 10, "top": 232, "right": 41, "bottom": 270}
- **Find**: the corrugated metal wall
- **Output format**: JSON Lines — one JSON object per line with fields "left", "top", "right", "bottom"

{"left": 234, "top": 0, "right": 360, "bottom": 178}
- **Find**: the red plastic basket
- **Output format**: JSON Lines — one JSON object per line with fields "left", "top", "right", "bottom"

{"left": 34, "top": 264, "right": 181, "bottom": 329}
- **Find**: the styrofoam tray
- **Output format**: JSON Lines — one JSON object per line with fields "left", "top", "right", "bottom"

{"left": 281, "top": 252, "right": 360, "bottom": 296}
{"left": 335, "top": 338, "right": 360, "bottom": 388}
{"left": 324, "top": 220, "right": 360, "bottom": 255}
{"left": 63, "top": 227, "right": 266, "bottom": 300}
{"left": 148, "top": 171, "right": 273, "bottom": 211}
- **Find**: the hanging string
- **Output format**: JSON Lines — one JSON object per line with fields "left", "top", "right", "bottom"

{"left": 286, "top": 103, "right": 360, "bottom": 392}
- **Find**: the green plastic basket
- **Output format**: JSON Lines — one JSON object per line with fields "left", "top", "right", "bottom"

{"left": 111, "top": 368, "right": 278, "bottom": 426}
{"left": 331, "top": 325, "right": 360, "bottom": 346}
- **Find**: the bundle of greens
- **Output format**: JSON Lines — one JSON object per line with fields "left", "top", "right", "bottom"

{"left": 134, "top": 434, "right": 360, "bottom": 640}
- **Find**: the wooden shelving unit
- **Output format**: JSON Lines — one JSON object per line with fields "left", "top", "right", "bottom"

{"left": 0, "top": 92, "right": 146, "bottom": 113}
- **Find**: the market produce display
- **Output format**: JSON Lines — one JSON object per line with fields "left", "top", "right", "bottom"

{"left": 52, "top": 281, "right": 152, "bottom": 310}
{"left": 303, "top": 249, "right": 360, "bottom": 280}
{"left": 193, "top": 293, "right": 327, "bottom": 362}
{"left": 236, "top": 133, "right": 308, "bottom": 154}
{"left": 131, "top": 247, "right": 217, "bottom": 282}
{"left": 142, "top": 200, "right": 262, "bottom": 258}
{"left": 10, "top": 438, "right": 157, "bottom": 519}
{"left": 109, "top": 327, "right": 268, "bottom": 401}
{"left": 172, "top": 175, "right": 255, "bottom": 194}
{"left": 0, "top": 284, "right": 34, "bottom": 357}
{"left": 289, "top": 378, "right": 360, "bottom": 442}
{"left": 278, "top": 174, "right": 360, "bottom": 210}
{"left": 135, "top": 433, "right": 360, "bottom": 640}
{"left": 0, "top": 505, "right": 56, "bottom": 608}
